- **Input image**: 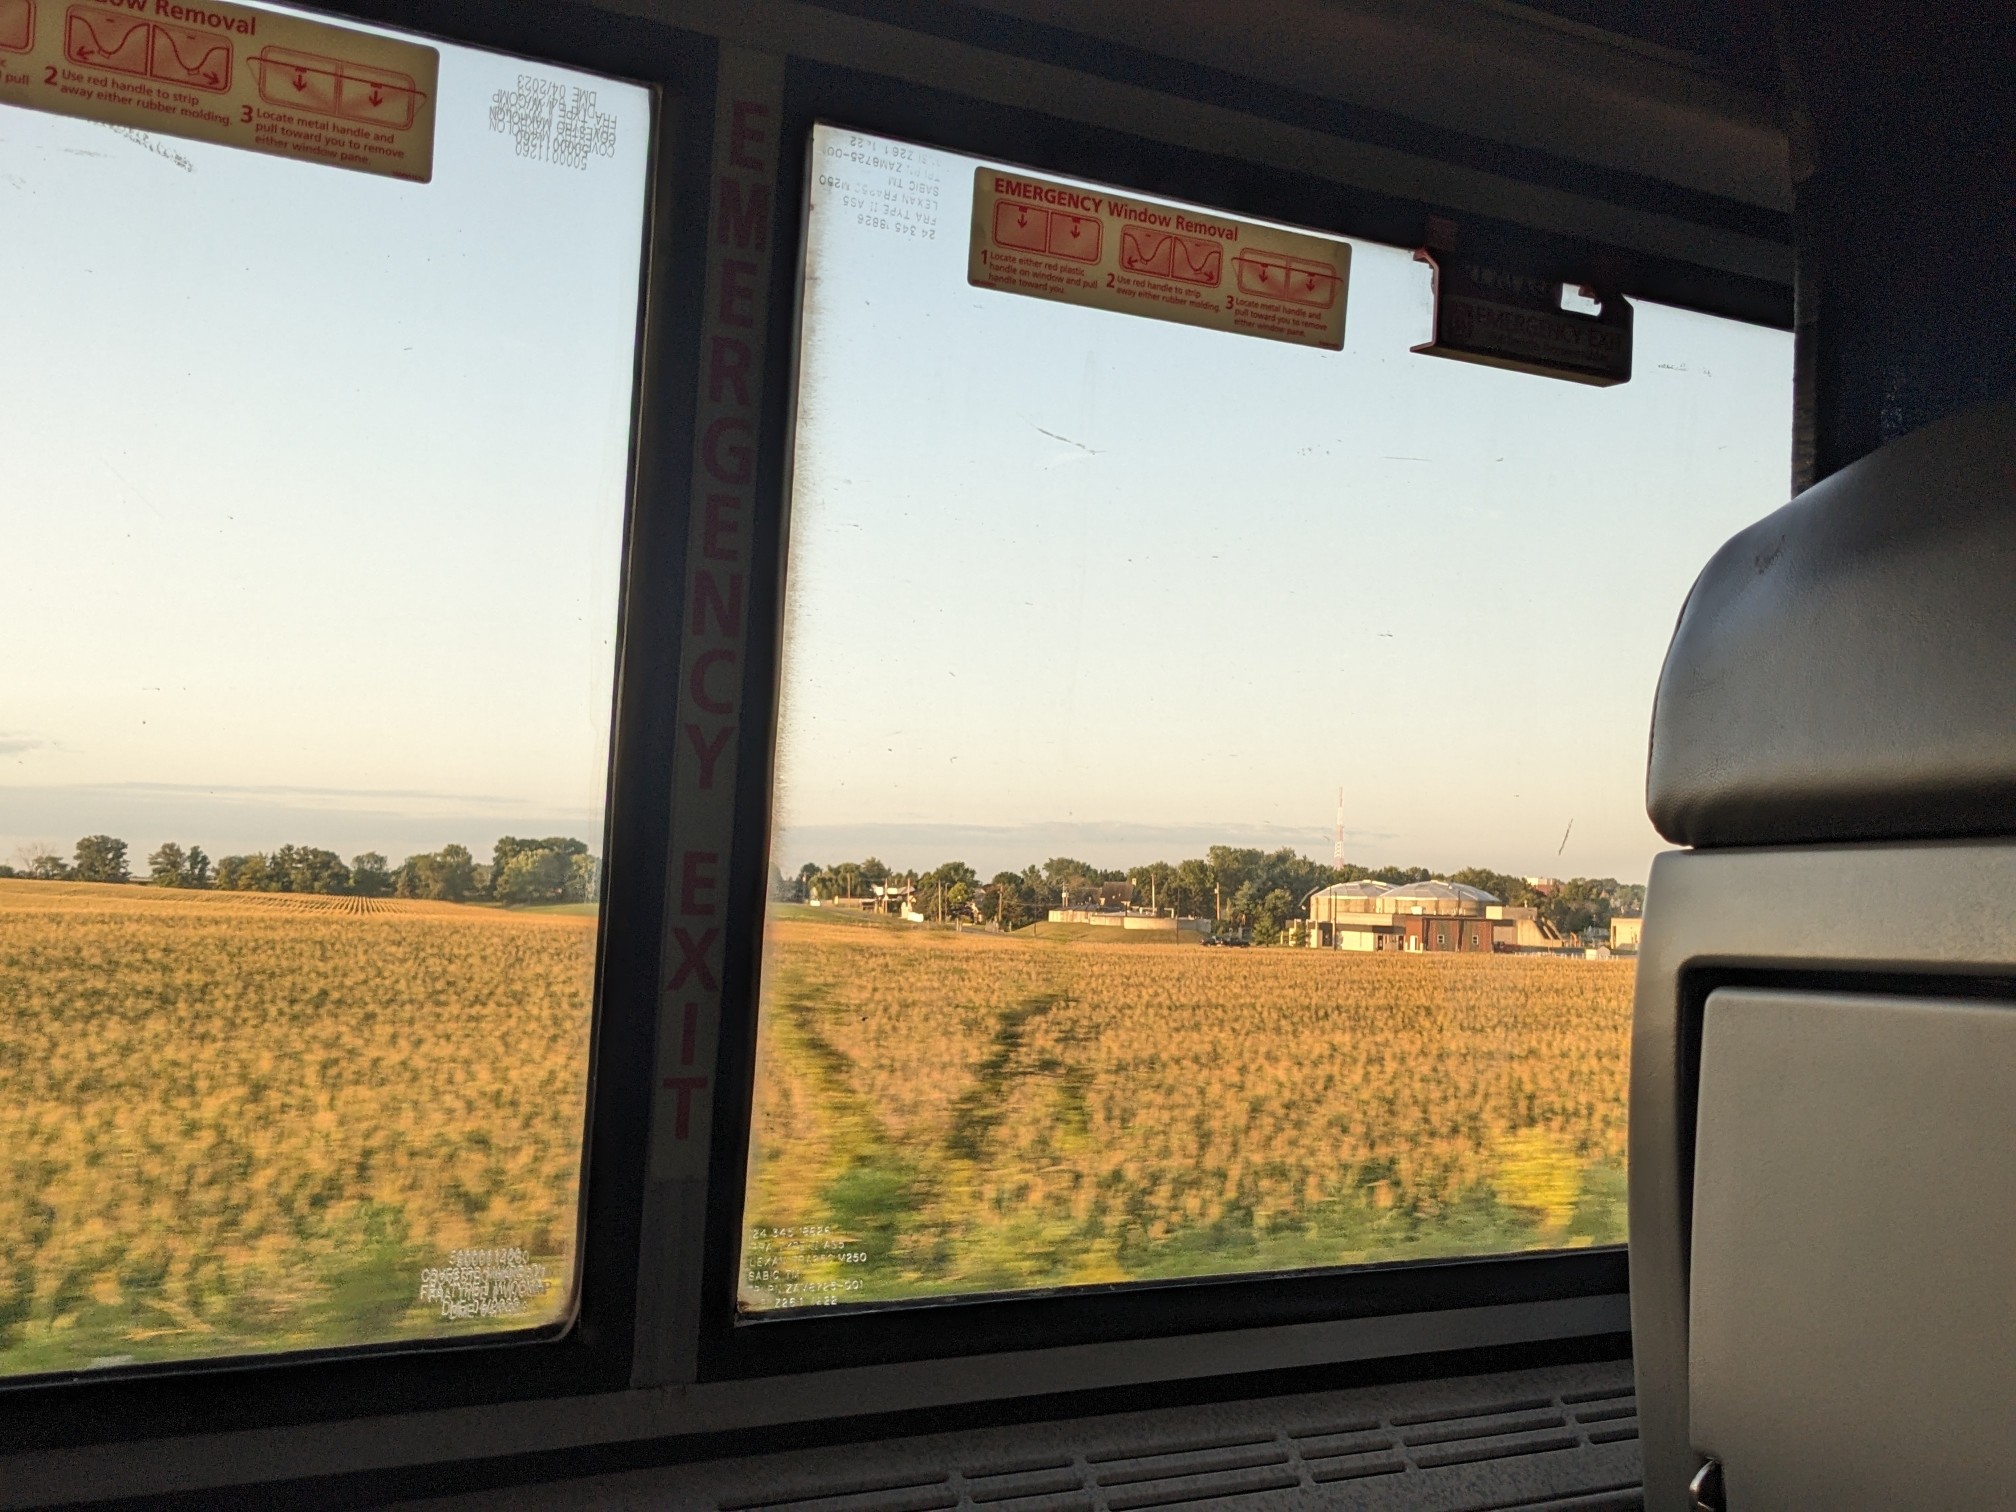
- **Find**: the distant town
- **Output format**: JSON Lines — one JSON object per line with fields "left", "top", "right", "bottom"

{"left": 777, "top": 847, "right": 1647, "bottom": 956}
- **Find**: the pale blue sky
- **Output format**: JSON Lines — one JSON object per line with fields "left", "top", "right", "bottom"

{"left": 0, "top": 11, "right": 649, "bottom": 867}
{"left": 771, "top": 129, "right": 1794, "bottom": 884}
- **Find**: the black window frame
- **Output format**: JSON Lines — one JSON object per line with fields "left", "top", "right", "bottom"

{"left": 0, "top": 0, "right": 1796, "bottom": 1456}
{"left": 693, "top": 51, "right": 1790, "bottom": 1382}
{"left": 0, "top": 0, "right": 716, "bottom": 1455}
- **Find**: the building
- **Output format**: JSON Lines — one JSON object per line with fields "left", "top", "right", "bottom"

{"left": 809, "top": 881, "right": 915, "bottom": 915}
{"left": 1608, "top": 914, "right": 1643, "bottom": 952}
{"left": 1046, "top": 909, "right": 1211, "bottom": 935}
{"left": 1488, "top": 905, "right": 1567, "bottom": 951}
{"left": 1305, "top": 879, "right": 1502, "bottom": 952}
{"left": 1058, "top": 879, "right": 1135, "bottom": 910}
{"left": 1303, "top": 879, "right": 1581, "bottom": 953}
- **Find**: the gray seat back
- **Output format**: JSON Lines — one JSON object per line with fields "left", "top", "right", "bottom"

{"left": 1630, "top": 398, "right": 2016, "bottom": 1511}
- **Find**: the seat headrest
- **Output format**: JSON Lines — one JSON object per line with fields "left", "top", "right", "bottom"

{"left": 1647, "top": 396, "right": 2016, "bottom": 847}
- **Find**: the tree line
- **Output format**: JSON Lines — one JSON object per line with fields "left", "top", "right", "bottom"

{"left": 776, "top": 846, "right": 1645, "bottom": 945}
{"left": 3, "top": 834, "right": 599, "bottom": 907}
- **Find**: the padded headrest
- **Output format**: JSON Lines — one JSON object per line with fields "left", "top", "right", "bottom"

{"left": 1648, "top": 396, "right": 2016, "bottom": 847}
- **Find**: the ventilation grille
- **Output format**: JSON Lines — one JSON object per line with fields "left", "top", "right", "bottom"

{"left": 715, "top": 1380, "right": 1639, "bottom": 1512}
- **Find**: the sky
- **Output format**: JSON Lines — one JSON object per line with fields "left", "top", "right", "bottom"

{"left": 0, "top": 14, "right": 649, "bottom": 869}
{"left": 769, "top": 128, "right": 1795, "bottom": 885}
{"left": 1, "top": 81, "right": 1791, "bottom": 889}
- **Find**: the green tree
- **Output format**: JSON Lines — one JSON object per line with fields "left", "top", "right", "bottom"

{"left": 1370, "top": 864, "right": 1433, "bottom": 885}
{"left": 272, "top": 845, "right": 350, "bottom": 895}
{"left": 1540, "top": 877, "right": 1617, "bottom": 941}
{"left": 491, "top": 836, "right": 588, "bottom": 897}
{"left": 1248, "top": 886, "right": 1295, "bottom": 944}
{"left": 214, "top": 854, "right": 274, "bottom": 891}
{"left": 394, "top": 844, "right": 477, "bottom": 902}
{"left": 1127, "top": 860, "right": 1176, "bottom": 912}
{"left": 1167, "top": 858, "right": 1214, "bottom": 919}
{"left": 917, "top": 861, "right": 977, "bottom": 920}
{"left": 1448, "top": 867, "right": 1536, "bottom": 908}
{"left": 1040, "top": 856, "right": 1103, "bottom": 904}
{"left": 24, "top": 849, "right": 69, "bottom": 879}
{"left": 1244, "top": 848, "right": 1331, "bottom": 913}
{"left": 1019, "top": 863, "right": 1057, "bottom": 910}
{"left": 497, "top": 847, "right": 571, "bottom": 905}
{"left": 147, "top": 842, "right": 187, "bottom": 887}
{"left": 185, "top": 845, "right": 211, "bottom": 888}
{"left": 985, "top": 871, "right": 1034, "bottom": 930}
{"left": 72, "top": 835, "right": 129, "bottom": 883}
{"left": 564, "top": 852, "right": 599, "bottom": 903}
{"left": 1206, "top": 845, "right": 1263, "bottom": 904}
{"left": 1601, "top": 879, "right": 1646, "bottom": 916}
{"left": 351, "top": 853, "right": 393, "bottom": 898}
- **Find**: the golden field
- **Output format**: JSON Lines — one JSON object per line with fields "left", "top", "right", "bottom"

{"left": 742, "top": 913, "right": 1634, "bottom": 1308}
{"left": 0, "top": 879, "right": 594, "bottom": 1376}
{"left": 0, "top": 879, "right": 1634, "bottom": 1368}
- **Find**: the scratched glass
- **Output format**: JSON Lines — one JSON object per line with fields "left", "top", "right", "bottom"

{"left": 0, "top": 11, "right": 648, "bottom": 1376}
{"left": 739, "top": 125, "right": 1791, "bottom": 1312}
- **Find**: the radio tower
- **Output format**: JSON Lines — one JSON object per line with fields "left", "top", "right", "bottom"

{"left": 1332, "top": 787, "right": 1346, "bottom": 868}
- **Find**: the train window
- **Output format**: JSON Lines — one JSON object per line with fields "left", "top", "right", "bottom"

{"left": 738, "top": 126, "right": 1789, "bottom": 1313}
{"left": 0, "top": 10, "right": 649, "bottom": 1376}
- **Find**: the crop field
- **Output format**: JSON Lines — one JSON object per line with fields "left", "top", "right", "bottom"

{"left": 741, "top": 914, "right": 1634, "bottom": 1309}
{"left": 0, "top": 879, "right": 595, "bottom": 1377}
{"left": 0, "top": 879, "right": 1634, "bottom": 1368}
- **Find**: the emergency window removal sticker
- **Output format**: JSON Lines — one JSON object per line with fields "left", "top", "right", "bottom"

{"left": 969, "top": 167, "right": 1350, "bottom": 350}
{"left": 0, "top": 0, "right": 439, "bottom": 181}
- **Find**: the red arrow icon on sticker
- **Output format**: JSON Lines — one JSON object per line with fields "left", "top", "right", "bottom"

{"left": 291, "top": 68, "right": 307, "bottom": 90}
{"left": 368, "top": 85, "right": 384, "bottom": 105}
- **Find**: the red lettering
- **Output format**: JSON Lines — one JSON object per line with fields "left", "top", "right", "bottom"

{"left": 718, "top": 258, "right": 757, "bottom": 328}
{"left": 703, "top": 420, "right": 754, "bottom": 486}
{"left": 702, "top": 491, "right": 743, "bottom": 558}
{"left": 690, "top": 647, "right": 737, "bottom": 715}
{"left": 668, "top": 927, "right": 719, "bottom": 991}
{"left": 660, "top": 1074, "right": 709, "bottom": 1138}
{"left": 685, "top": 722, "right": 733, "bottom": 788}
{"left": 680, "top": 849, "right": 719, "bottom": 917}
{"left": 708, "top": 336, "right": 753, "bottom": 407}
{"left": 691, "top": 570, "right": 744, "bottom": 635}
{"left": 715, "top": 178, "right": 771, "bottom": 251}
{"left": 728, "top": 99, "right": 768, "bottom": 172}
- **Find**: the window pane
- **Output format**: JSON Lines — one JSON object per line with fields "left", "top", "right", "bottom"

{"left": 740, "top": 128, "right": 1791, "bottom": 1313}
{"left": 0, "top": 14, "right": 648, "bottom": 1373}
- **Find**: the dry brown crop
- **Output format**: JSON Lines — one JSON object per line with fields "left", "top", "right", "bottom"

{"left": 741, "top": 914, "right": 1633, "bottom": 1308}
{"left": 0, "top": 879, "right": 594, "bottom": 1377}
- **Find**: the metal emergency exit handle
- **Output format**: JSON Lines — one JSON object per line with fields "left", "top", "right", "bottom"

{"left": 1690, "top": 1458, "right": 1726, "bottom": 1511}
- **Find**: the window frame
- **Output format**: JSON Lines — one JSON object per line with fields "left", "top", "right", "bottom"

{"left": 691, "top": 52, "right": 1789, "bottom": 1382}
{"left": 0, "top": 0, "right": 1798, "bottom": 1462}
{"left": 0, "top": 0, "right": 714, "bottom": 1454}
